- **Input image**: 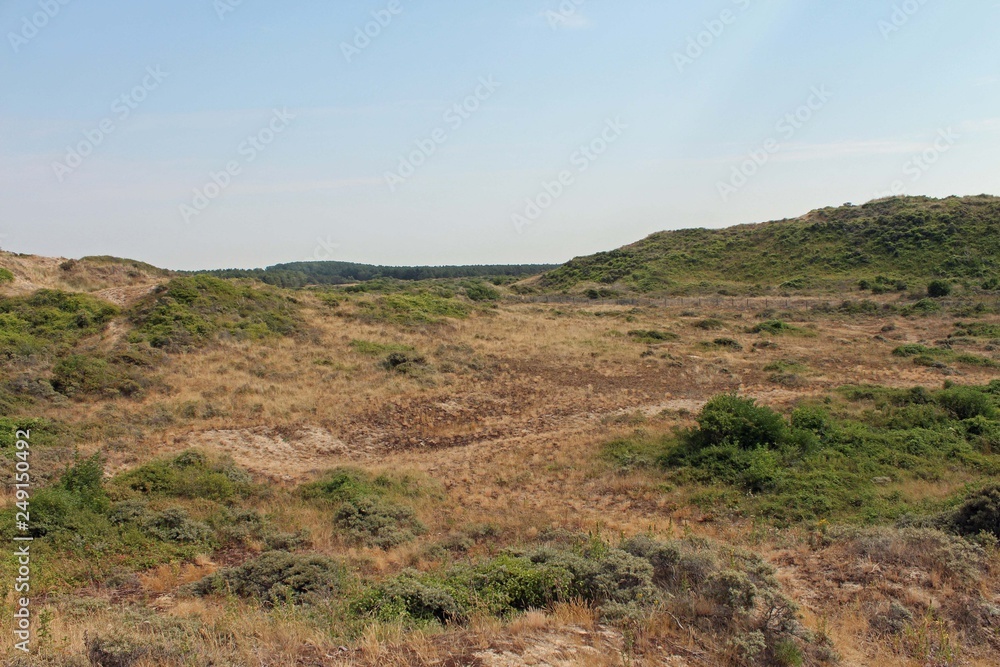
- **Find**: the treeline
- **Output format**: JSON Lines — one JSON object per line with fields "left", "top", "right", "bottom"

{"left": 196, "top": 261, "right": 557, "bottom": 288}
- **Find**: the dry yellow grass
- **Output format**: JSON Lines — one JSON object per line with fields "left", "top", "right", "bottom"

{"left": 2, "top": 271, "right": 1000, "bottom": 665}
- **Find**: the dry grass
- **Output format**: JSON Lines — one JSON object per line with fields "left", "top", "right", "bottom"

{"left": 3, "top": 273, "right": 1000, "bottom": 665}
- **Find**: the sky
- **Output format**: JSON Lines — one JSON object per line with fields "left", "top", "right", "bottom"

{"left": 1, "top": 0, "right": 999, "bottom": 271}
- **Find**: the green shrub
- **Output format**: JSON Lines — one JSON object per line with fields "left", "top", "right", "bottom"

{"left": 114, "top": 450, "right": 257, "bottom": 501}
{"left": 0, "top": 268, "right": 13, "bottom": 284}
{"left": 463, "top": 281, "right": 500, "bottom": 302}
{"left": 750, "top": 320, "right": 805, "bottom": 336}
{"left": 354, "top": 570, "right": 466, "bottom": 623}
{"left": 190, "top": 551, "right": 346, "bottom": 606}
{"left": 937, "top": 386, "right": 996, "bottom": 420}
{"left": 950, "top": 485, "right": 1000, "bottom": 538}
{"left": 50, "top": 354, "right": 147, "bottom": 398}
{"left": 928, "top": 280, "right": 953, "bottom": 298}
{"left": 354, "top": 293, "right": 469, "bottom": 326}
{"left": 892, "top": 344, "right": 937, "bottom": 358}
{"left": 692, "top": 394, "right": 788, "bottom": 451}
{"left": 142, "top": 508, "right": 212, "bottom": 543}
{"left": 705, "top": 569, "right": 758, "bottom": 615}
{"left": 693, "top": 318, "right": 725, "bottom": 330}
{"left": 708, "top": 337, "right": 743, "bottom": 351}
{"left": 790, "top": 406, "right": 831, "bottom": 436}
{"left": 334, "top": 498, "right": 425, "bottom": 549}
{"left": 907, "top": 298, "right": 942, "bottom": 314}
{"left": 627, "top": 329, "right": 679, "bottom": 343}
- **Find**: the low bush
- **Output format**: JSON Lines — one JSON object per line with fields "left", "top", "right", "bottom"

{"left": 334, "top": 498, "right": 425, "bottom": 549}
{"left": 927, "top": 280, "right": 953, "bottom": 298}
{"left": 749, "top": 320, "right": 808, "bottom": 336}
{"left": 190, "top": 551, "right": 347, "bottom": 606}
{"left": 113, "top": 450, "right": 259, "bottom": 502}
{"left": 50, "top": 353, "right": 149, "bottom": 399}
{"left": 463, "top": 281, "right": 500, "bottom": 302}
{"left": 142, "top": 508, "right": 213, "bottom": 543}
{"left": 949, "top": 484, "right": 1000, "bottom": 538}
{"left": 706, "top": 337, "right": 743, "bottom": 351}
{"left": 693, "top": 318, "right": 726, "bottom": 330}
{"left": 354, "top": 293, "right": 470, "bottom": 326}
{"left": 300, "top": 468, "right": 428, "bottom": 549}
{"left": 627, "top": 329, "right": 678, "bottom": 343}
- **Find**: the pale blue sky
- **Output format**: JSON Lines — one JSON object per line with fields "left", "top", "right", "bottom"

{"left": 2, "top": 1, "right": 998, "bottom": 270}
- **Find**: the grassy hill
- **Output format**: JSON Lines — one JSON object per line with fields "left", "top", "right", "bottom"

{"left": 539, "top": 195, "right": 1000, "bottom": 294}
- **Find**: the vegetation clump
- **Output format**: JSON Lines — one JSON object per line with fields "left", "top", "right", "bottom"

{"left": 128, "top": 275, "right": 300, "bottom": 350}
{"left": 607, "top": 383, "right": 1000, "bottom": 524}
{"left": 299, "top": 468, "right": 428, "bottom": 548}
{"left": 353, "top": 292, "right": 471, "bottom": 326}
{"left": 113, "top": 450, "right": 260, "bottom": 502}
{"left": 0, "top": 289, "right": 118, "bottom": 359}
{"left": 627, "top": 329, "right": 678, "bottom": 343}
{"left": 190, "top": 551, "right": 347, "bottom": 606}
